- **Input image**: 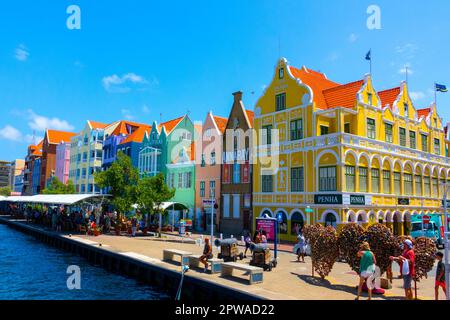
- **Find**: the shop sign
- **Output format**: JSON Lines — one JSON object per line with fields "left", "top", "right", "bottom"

{"left": 342, "top": 194, "right": 373, "bottom": 206}
{"left": 255, "top": 218, "right": 276, "bottom": 241}
{"left": 314, "top": 194, "right": 343, "bottom": 205}
{"left": 398, "top": 198, "right": 410, "bottom": 205}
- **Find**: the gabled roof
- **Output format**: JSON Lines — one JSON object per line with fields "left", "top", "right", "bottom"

{"left": 119, "top": 126, "right": 151, "bottom": 145}
{"left": 417, "top": 108, "right": 431, "bottom": 118}
{"left": 288, "top": 66, "right": 341, "bottom": 108}
{"left": 322, "top": 80, "right": 365, "bottom": 109}
{"left": 88, "top": 120, "right": 108, "bottom": 130}
{"left": 111, "top": 120, "right": 149, "bottom": 136}
{"left": 245, "top": 110, "right": 254, "bottom": 128}
{"left": 29, "top": 140, "right": 43, "bottom": 157}
{"left": 160, "top": 116, "right": 185, "bottom": 135}
{"left": 378, "top": 87, "right": 401, "bottom": 109}
{"left": 213, "top": 115, "right": 228, "bottom": 134}
{"left": 46, "top": 130, "right": 77, "bottom": 145}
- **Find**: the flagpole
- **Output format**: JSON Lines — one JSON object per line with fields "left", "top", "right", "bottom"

{"left": 370, "top": 49, "right": 372, "bottom": 76}
{"left": 434, "top": 82, "right": 437, "bottom": 107}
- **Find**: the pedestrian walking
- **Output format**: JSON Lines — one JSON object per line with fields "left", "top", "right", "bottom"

{"left": 435, "top": 252, "right": 447, "bottom": 300}
{"left": 356, "top": 242, "right": 376, "bottom": 301}
{"left": 296, "top": 232, "right": 306, "bottom": 263}
{"left": 390, "top": 239, "right": 415, "bottom": 300}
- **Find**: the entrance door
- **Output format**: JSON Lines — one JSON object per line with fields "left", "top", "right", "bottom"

{"left": 243, "top": 210, "right": 250, "bottom": 231}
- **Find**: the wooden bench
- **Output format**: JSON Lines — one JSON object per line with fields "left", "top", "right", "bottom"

{"left": 188, "top": 254, "right": 224, "bottom": 274}
{"left": 163, "top": 249, "right": 192, "bottom": 266}
{"left": 221, "top": 262, "right": 264, "bottom": 285}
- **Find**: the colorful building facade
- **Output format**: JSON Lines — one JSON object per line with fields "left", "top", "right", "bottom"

{"left": 55, "top": 142, "right": 71, "bottom": 184}
{"left": 220, "top": 91, "right": 254, "bottom": 237}
{"left": 194, "top": 111, "right": 227, "bottom": 231}
{"left": 253, "top": 58, "right": 450, "bottom": 241}
{"left": 9, "top": 159, "right": 25, "bottom": 194}
{"left": 69, "top": 121, "right": 114, "bottom": 194}
{"left": 102, "top": 121, "right": 151, "bottom": 170}
{"left": 41, "top": 130, "right": 77, "bottom": 192}
{"left": 139, "top": 115, "right": 199, "bottom": 223}
{"left": 23, "top": 140, "right": 43, "bottom": 195}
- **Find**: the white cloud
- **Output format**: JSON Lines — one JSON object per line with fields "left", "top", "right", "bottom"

{"left": 348, "top": 33, "right": 358, "bottom": 43}
{"left": 398, "top": 63, "right": 413, "bottom": 75}
{"left": 26, "top": 109, "right": 75, "bottom": 132}
{"left": 0, "top": 125, "right": 23, "bottom": 142}
{"left": 395, "top": 43, "right": 418, "bottom": 60}
{"left": 102, "top": 73, "right": 157, "bottom": 93}
{"left": 121, "top": 109, "right": 135, "bottom": 120}
{"left": 327, "top": 52, "right": 339, "bottom": 62}
{"left": 410, "top": 91, "right": 426, "bottom": 101}
{"left": 142, "top": 104, "right": 150, "bottom": 114}
{"left": 14, "top": 44, "right": 29, "bottom": 61}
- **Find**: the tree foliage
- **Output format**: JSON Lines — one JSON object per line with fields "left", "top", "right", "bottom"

{"left": 42, "top": 177, "right": 76, "bottom": 194}
{"left": 94, "top": 152, "right": 139, "bottom": 214}
{"left": 0, "top": 186, "right": 11, "bottom": 196}
{"left": 136, "top": 173, "right": 175, "bottom": 214}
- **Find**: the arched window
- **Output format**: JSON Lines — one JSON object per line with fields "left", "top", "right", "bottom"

{"left": 261, "top": 210, "right": 272, "bottom": 218}
{"left": 276, "top": 211, "right": 288, "bottom": 234}
{"left": 325, "top": 212, "right": 337, "bottom": 229}
{"left": 291, "top": 212, "right": 304, "bottom": 235}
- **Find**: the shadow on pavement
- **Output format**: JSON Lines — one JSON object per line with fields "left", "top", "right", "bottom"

{"left": 291, "top": 273, "right": 405, "bottom": 300}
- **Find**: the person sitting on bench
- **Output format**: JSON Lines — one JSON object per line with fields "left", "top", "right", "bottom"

{"left": 199, "top": 238, "right": 213, "bottom": 272}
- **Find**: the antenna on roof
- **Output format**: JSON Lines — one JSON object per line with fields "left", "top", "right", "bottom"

{"left": 160, "top": 113, "right": 162, "bottom": 124}
{"left": 32, "top": 130, "right": 36, "bottom": 145}
{"left": 405, "top": 65, "right": 409, "bottom": 85}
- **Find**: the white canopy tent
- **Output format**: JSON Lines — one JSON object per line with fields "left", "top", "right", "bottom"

{"left": 1, "top": 194, "right": 110, "bottom": 205}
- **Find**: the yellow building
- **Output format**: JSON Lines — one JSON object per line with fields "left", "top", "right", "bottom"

{"left": 69, "top": 120, "right": 118, "bottom": 193}
{"left": 253, "top": 58, "right": 450, "bottom": 241}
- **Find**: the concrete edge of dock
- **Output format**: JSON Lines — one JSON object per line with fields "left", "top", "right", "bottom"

{"left": 0, "top": 216, "right": 265, "bottom": 301}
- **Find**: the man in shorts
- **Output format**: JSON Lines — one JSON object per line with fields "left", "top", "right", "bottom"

{"left": 435, "top": 252, "right": 447, "bottom": 300}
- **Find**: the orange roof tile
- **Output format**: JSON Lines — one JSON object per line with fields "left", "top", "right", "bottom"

{"left": 160, "top": 116, "right": 185, "bottom": 135}
{"left": 111, "top": 120, "right": 150, "bottom": 136}
{"left": 245, "top": 110, "right": 254, "bottom": 128}
{"left": 322, "top": 80, "right": 365, "bottom": 109}
{"left": 88, "top": 120, "right": 108, "bottom": 129}
{"left": 119, "top": 126, "right": 151, "bottom": 145}
{"left": 378, "top": 87, "right": 401, "bottom": 109}
{"left": 213, "top": 115, "right": 228, "bottom": 134}
{"left": 289, "top": 66, "right": 341, "bottom": 108}
{"left": 46, "top": 130, "right": 77, "bottom": 145}
{"left": 418, "top": 108, "right": 431, "bottom": 118}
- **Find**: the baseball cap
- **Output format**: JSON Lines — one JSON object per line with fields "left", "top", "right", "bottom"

{"left": 404, "top": 239, "right": 413, "bottom": 248}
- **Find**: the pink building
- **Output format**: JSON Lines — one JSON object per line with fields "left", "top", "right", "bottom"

{"left": 55, "top": 142, "right": 71, "bottom": 184}
{"left": 195, "top": 111, "right": 227, "bottom": 232}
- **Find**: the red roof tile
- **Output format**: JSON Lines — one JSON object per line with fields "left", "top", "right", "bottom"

{"left": 289, "top": 66, "right": 341, "bottom": 108}
{"left": 111, "top": 120, "right": 150, "bottom": 136}
{"left": 213, "top": 116, "right": 228, "bottom": 134}
{"left": 322, "top": 80, "right": 365, "bottom": 109}
{"left": 418, "top": 108, "right": 431, "bottom": 118}
{"left": 119, "top": 126, "right": 151, "bottom": 145}
{"left": 378, "top": 87, "right": 401, "bottom": 109}
{"left": 88, "top": 120, "right": 108, "bottom": 129}
{"left": 46, "top": 130, "right": 77, "bottom": 145}
{"left": 245, "top": 110, "right": 254, "bottom": 128}
{"left": 160, "top": 116, "right": 185, "bottom": 135}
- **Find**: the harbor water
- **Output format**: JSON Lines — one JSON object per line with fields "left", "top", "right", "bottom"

{"left": 0, "top": 224, "right": 170, "bottom": 300}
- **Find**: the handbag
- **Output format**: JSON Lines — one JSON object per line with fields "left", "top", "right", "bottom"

{"left": 402, "top": 259, "right": 410, "bottom": 275}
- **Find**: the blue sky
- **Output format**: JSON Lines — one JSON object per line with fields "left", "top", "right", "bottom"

{"left": 1, "top": 0, "right": 450, "bottom": 161}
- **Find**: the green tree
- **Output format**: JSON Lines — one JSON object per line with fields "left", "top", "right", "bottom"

{"left": 94, "top": 152, "right": 139, "bottom": 217}
{"left": 146, "top": 173, "right": 175, "bottom": 237}
{"left": 0, "top": 186, "right": 11, "bottom": 196}
{"left": 42, "top": 177, "right": 76, "bottom": 194}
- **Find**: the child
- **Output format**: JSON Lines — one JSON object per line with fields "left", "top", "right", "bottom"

{"left": 435, "top": 252, "right": 447, "bottom": 300}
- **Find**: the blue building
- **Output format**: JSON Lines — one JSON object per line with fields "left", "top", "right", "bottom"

{"left": 32, "top": 158, "right": 41, "bottom": 195}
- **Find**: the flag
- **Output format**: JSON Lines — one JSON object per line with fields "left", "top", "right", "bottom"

{"left": 436, "top": 83, "right": 448, "bottom": 93}
{"left": 365, "top": 50, "right": 371, "bottom": 61}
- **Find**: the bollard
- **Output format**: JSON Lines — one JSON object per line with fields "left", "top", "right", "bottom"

{"left": 220, "top": 233, "right": 223, "bottom": 240}
{"left": 231, "top": 235, "right": 233, "bottom": 239}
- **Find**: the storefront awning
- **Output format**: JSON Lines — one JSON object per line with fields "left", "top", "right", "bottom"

{"left": 3, "top": 194, "right": 110, "bottom": 205}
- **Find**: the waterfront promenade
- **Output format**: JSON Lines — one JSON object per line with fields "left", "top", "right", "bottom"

{"left": 0, "top": 216, "right": 442, "bottom": 300}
